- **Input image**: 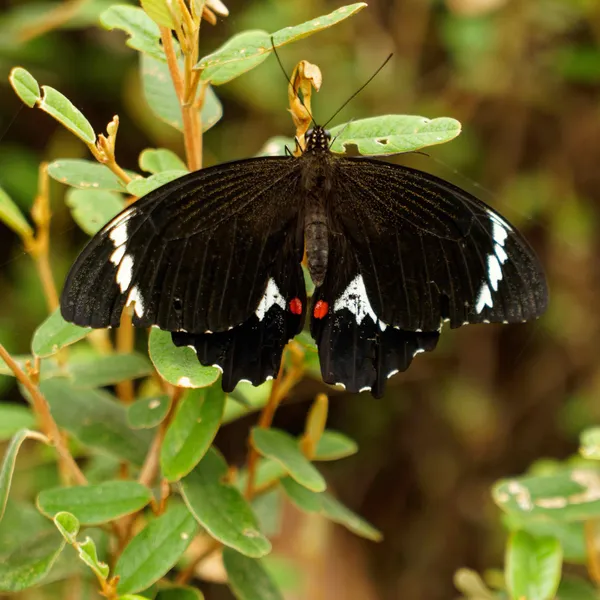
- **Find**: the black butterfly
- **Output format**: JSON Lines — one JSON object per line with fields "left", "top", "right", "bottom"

{"left": 60, "top": 126, "right": 548, "bottom": 397}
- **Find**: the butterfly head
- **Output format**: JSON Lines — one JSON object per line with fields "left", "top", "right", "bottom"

{"left": 305, "top": 126, "right": 331, "bottom": 153}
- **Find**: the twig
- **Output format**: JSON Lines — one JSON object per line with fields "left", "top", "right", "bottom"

{"left": 18, "top": 0, "right": 88, "bottom": 42}
{"left": 0, "top": 343, "right": 87, "bottom": 485}
{"left": 175, "top": 537, "right": 222, "bottom": 584}
{"left": 115, "top": 311, "right": 135, "bottom": 403}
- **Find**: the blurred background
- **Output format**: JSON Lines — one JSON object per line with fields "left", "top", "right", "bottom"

{"left": 0, "top": 0, "right": 598, "bottom": 598}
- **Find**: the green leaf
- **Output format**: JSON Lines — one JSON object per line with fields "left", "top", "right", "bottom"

{"left": 580, "top": 427, "right": 600, "bottom": 460}
{"left": 0, "top": 185, "right": 33, "bottom": 239}
{"left": 53, "top": 512, "right": 80, "bottom": 544}
{"left": 161, "top": 386, "right": 226, "bottom": 481}
{"left": 251, "top": 428, "right": 326, "bottom": 492}
{"left": 329, "top": 115, "right": 462, "bottom": 156}
{"left": 38, "top": 86, "right": 96, "bottom": 144}
{"left": 0, "top": 529, "right": 65, "bottom": 592}
{"left": 156, "top": 588, "right": 205, "bottom": 600}
{"left": 65, "top": 189, "right": 125, "bottom": 235}
{"left": 198, "top": 3, "right": 367, "bottom": 85}
{"left": 506, "top": 531, "right": 562, "bottom": 600}
{"left": 140, "top": 0, "right": 175, "bottom": 28}
{"left": 9, "top": 67, "right": 41, "bottom": 108}
{"left": 322, "top": 493, "right": 382, "bottom": 541}
{"left": 313, "top": 431, "right": 358, "bottom": 461}
{"left": 69, "top": 352, "right": 153, "bottom": 388}
{"left": 38, "top": 481, "right": 152, "bottom": 525}
{"left": 236, "top": 459, "right": 287, "bottom": 493}
{"left": 141, "top": 54, "right": 222, "bottom": 132}
{"left": 493, "top": 469, "right": 600, "bottom": 522}
{"left": 78, "top": 536, "right": 109, "bottom": 580}
{"left": 127, "top": 170, "right": 188, "bottom": 197}
{"left": 180, "top": 448, "right": 271, "bottom": 557}
{"left": 149, "top": 328, "right": 220, "bottom": 389}
{"left": 48, "top": 159, "right": 130, "bottom": 191}
{"left": 115, "top": 503, "right": 198, "bottom": 594}
{"left": 139, "top": 149, "right": 187, "bottom": 174}
{"left": 40, "top": 378, "right": 153, "bottom": 466}
{"left": 223, "top": 381, "right": 273, "bottom": 424}
{"left": 222, "top": 548, "right": 283, "bottom": 600}
{"left": 31, "top": 308, "right": 92, "bottom": 357}
{"left": 0, "top": 405, "right": 35, "bottom": 441}
{"left": 127, "top": 395, "right": 171, "bottom": 429}
{"left": 100, "top": 5, "right": 166, "bottom": 61}
{"left": 556, "top": 575, "right": 600, "bottom": 600}
{"left": 256, "top": 137, "right": 295, "bottom": 157}
{"left": 279, "top": 477, "right": 321, "bottom": 513}
{"left": 0, "top": 430, "right": 39, "bottom": 522}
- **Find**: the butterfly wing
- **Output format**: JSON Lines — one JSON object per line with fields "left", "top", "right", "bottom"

{"left": 61, "top": 157, "right": 307, "bottom": 390}
{"left": 312, "top": 157, "right": 548, "bottom": 396}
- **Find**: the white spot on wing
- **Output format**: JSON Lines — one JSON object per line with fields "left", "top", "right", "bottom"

{"left": 475, "top": 283, "right": 493, "bottom": 313}
{"left": 387, "top": 369, "right": 399, "bottom": 379}
{"left": 126, "top": 285, "right": 145, "bottom": 317}
{"left": 116, "top": 254, "right": 134, "bottom": 292}
{"left": 359, "top": 386, "right": 371, "bottom": 393}
{"left": 255, "top": 278, "right": 286, "bottom": 321}
{"left": 333, "top": 274, "right": 387, "bottom": 330}
{"left": 109, "top": 220, "right": 128, "bottom": 248}
{"left": 413, "top": 348, "right": 425, "bottom": 357}
{"left": 487, "top": 254, "right": 502, "bottom": 291}
{"left": 110, "top": 245, "right": 126, "bottom": 266}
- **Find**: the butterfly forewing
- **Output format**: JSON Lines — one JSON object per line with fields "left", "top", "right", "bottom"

{"left": 61, "top": 157, "right": 303, "bottom": 334}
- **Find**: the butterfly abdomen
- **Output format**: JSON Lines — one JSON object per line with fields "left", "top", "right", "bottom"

{"left": 305, "top": 201, "right": 328, "bottom": 287}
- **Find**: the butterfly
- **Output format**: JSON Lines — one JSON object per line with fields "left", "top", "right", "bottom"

{"left": 60, "top": 125, "right": 548, "bottom": 398}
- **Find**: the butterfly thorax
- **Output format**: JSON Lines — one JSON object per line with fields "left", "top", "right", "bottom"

{"left": 301, "top": 126, "right": 335, "bottom": 287}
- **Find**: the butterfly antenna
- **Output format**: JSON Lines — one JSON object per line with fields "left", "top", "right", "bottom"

{"left": 323, "top": 53, "right": 393, "bottom": 128}
{"left": 270, "top": 37, "right": 316, "bottom": 126}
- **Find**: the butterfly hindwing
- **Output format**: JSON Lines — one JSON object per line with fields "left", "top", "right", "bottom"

{"left": 331, "top": 158, "right": 548, "bottom": 331}
{"left": 61, "top": 157, "right": 303, "bottom": 334}
{"left": 310, "top": 236, "right": 440, "bottom": 397}
{"left": 172, "top": 229, "right": 307, "bottom": 391}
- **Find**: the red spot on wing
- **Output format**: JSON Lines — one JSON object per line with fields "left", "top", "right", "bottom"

{"left": 289, "top": 297, "right": 302, "bottom": 315}
{"left": 313, "top": 300, "right": 329, "bottom": 319}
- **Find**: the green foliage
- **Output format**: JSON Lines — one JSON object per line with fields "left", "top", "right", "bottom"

{"left": 222, "top": 548, "right": 284, "bottom": 600}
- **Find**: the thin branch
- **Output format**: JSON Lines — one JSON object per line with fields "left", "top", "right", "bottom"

{"left": 115, "top": 311, "right": 135, "bottom": 403}
{"left": 18, "top": 0, "right": 87, "bottom": 42}
{"left": 0, "top": 344, "right": 87, "bottom": 485}
{"left": 175, "top": 537, "right": 222, "bottom": 584}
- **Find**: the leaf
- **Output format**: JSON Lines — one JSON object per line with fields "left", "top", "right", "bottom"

{"left": 506, "top": 531, "right": 562, "bottom": 600}
{"left": 31, "top": 308, "right": 92, "bottom": 357}
{"left": 37, "top": 481, "right": 152, "bottom": 525}
{"left": 115, "top": 503, "right": 198, "bottom": 594}
{"left": 48, "top": 159, "right": 130, "bottom": 191}
{"left": 223, "top": 381, "right": 273, "bottom": 424}
{"left": 222, "top": 548, "right": 283, "bottom": 600}
{"left": 180, "top": 448, "right": 271, "bottom": 557}
{"left": 493, "top": 469, "right": 600, "bottom": 522}
{"left": 328, "top": 115, "right": 462, "bottom": 156}
{"left": 149, "top": 328, "right": 220, "bottom": 389}
{"left": 140, "top": 0, "right": 175, "bottom": 28}
{"left": 556, "top": 575, "right": 600, "bottom": 600}
{"left": 251, "top": 428, "right": 326, "bottom": 492}
{"left": 141, "top": 54, "right": 222, "bottom": 132}
{"left": 9, "top": 67, "right": 41, "bottom": 108}
{"left": 198, "top": 3, "right": 367, "bottom": 84}
{"left": 53, "top": 512, "right": 80, "bottom": 544}
{"left": 236, "top": 459, "right": 287, "bottom": 493}
{"left": 139, "top": 149, "right": 187, "bottom": 174}
{"left": 0, "top": 529, "right": 65, "bottom": 592}
{"left": 127, "top": 395, "right": 171, "bottom": 429}
{"left": 156, "top": 588, "right": 205, "bottom": 600}
{"left": 40, "top": 378, "right": 153, "bottom": 466}
{"left": 580, "top": 427, "right": 600, "bottom": 460}
{"left": 127, "top": 170, "right": 188, "bottom": 197}
{"left": 161, "top": 386, "right": 226, "bottom": 481}
{"left": 100, "top": 5, "right": 166, "bottom": 61}
{"left": 313, "top": 431, "right": 358, "bottom": 461}
{"left": 69, "top": 353, "right": 153, "bottom": 388}
{"left": 0, "top": 185, "right": 33, "bottom": 239}
{"left": 65, "top": 189, "right": 125, "bottom": 235}
{"left": 0, "top": 405, "right": 35, "bottom": 441}
{"left": 78, "top": 536, "right": 109, "bottom": 579}
{"left": 0, "top": 430, "right": 39, "bottom": 522}
{"left": 279, "top": 477, "right": 321, "bottom": 513}
{"left": 38, "top": 86, "right": 96, "bottom": 144}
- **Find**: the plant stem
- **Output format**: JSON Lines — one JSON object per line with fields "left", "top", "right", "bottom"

{"left": 0, "top": 343, "right": 87, "bottom": 485}
{"left": 18, "top": 0, "right": 87, "bottom": 42}
{"left": 175, "top": 538, "right": 222, "bottom": 584}
{"left": 115, "top": 311, "right": 135, "bottom": 403}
